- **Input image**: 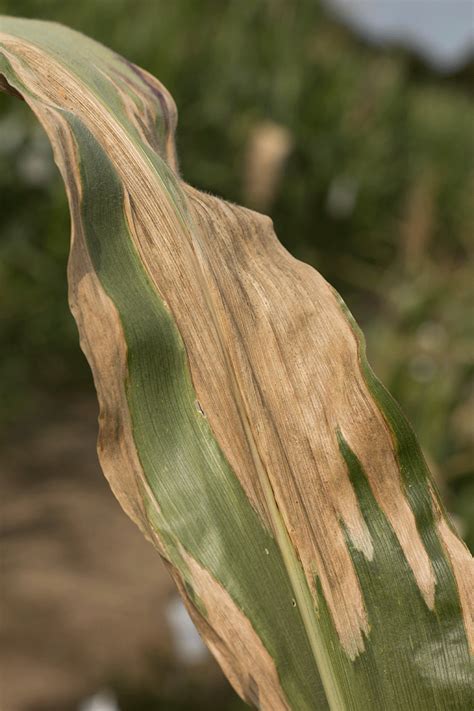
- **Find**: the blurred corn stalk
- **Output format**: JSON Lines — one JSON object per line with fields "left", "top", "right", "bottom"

{"left": 0, "top": 17, "right": 472, "bottom": 711}
{"left": 243, "top": 120, "right": 293, "bottom": 211}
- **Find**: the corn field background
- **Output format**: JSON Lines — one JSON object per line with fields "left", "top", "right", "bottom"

{"left": 0, "top": 2, "right": 472, "bottom": 710}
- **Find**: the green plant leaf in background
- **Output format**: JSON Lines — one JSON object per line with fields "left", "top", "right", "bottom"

{"left": 0, "top": 17, "right": 472, "bottom": 710}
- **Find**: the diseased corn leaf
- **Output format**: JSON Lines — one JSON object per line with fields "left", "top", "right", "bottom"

{"left": 0, "top": 17, "right": 472, "bottom": 711}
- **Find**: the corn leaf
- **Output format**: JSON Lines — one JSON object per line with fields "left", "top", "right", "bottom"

{"left": 1, "top": 17, "right": 472, "bottom": 710}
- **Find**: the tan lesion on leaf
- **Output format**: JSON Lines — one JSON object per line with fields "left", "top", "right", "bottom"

{"left": 431, "top": 488, "right": 474, "bottom": 653}
{"left": 73, "top": 268, "right": 161, "bottom": 543}
{"left": 180, "top": 189, "right": 373, "bottom": 657}
{"left": 15, "top": 98, "right": 161, "bottom": 551}
{"left": 121, "top": 187, "right": 275, "bottom": 531}
{"left": 96, "top": 63, "right": 178, "bottom": 168}
{"left": 179, "top": 187, "right": 439, "bottom": 653}
{"left": 168, "top": 547, "right": 291, "bottom": 711}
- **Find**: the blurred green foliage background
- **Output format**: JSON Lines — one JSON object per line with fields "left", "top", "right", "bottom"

{"left": 0, "top": 1, "right": 472, "bottom": 708}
